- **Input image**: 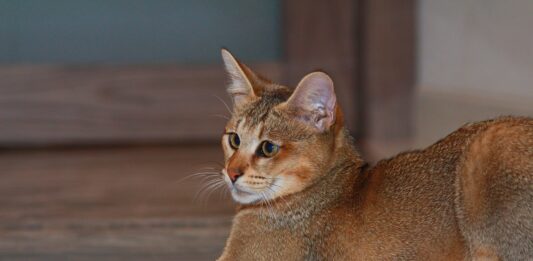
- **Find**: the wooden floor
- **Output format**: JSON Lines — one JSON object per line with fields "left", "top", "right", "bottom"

{"left": 0, "top": 145, "right": 235, "bottom": 260}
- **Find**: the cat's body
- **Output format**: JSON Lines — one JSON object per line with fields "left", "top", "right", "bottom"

{"left": 216, "top": 50, "right": 533, "bottom": 260}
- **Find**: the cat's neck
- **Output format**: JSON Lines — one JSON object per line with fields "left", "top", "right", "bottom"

{"left": 237, "top": 132, "right": 366, "bottom": 227}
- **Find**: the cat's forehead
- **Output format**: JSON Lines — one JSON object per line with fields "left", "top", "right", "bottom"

{"left": 228, "top": 95, "right": 313, "bottom": 141}
{"left": 240, "top": 94, "right": 285, "bottom": 125}
{"left": 228, "top": 95, "right": 283, "bottom": 131}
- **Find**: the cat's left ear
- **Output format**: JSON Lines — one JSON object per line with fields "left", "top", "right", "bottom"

{"left": 284, "top": 71, "right": 337, "bottom": 132}
{"left": 221, "top": 49, "right": 260, "bottom": 108}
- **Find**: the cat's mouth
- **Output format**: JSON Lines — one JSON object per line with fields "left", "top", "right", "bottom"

{"left": 232, "top": 186, "right": 254, "bottom": 196}
{"left": 221, "top": 169, "right": 279, "bottom": 204}
{"left": 230, "top": 186, "right": 264, "bottom": 204}
{"left": 226, "top": 180, "right": 270, "bottom": 204}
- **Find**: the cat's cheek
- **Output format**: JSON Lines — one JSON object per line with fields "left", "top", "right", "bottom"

{"left": 273, "top": 174, "right": 308, "bottom": 198}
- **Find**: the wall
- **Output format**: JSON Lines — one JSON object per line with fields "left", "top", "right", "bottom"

{"left": 418, "top": 0, "right": 533, "bottom": 104}
{"left": 0, "top": 0, "right": 281, "bottom": 64}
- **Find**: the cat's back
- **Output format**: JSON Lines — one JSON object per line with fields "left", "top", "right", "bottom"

{"left": 370, "top": 116, "right": 532, "bottom": 198}
{"left": 361, "top": 116, "right": 506, "bottom": 216}
{"left": 454, "top": 116, "right": 533, "bottom": 260}
{"left": 355, "top": 116, "right": 533, "bottom": 260}
{"left": 349, "top": 118, "right": 490, "bottom": 259}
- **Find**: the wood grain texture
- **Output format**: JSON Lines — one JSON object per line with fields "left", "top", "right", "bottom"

{"left": 0, "top": 145, "right": 235, "bottom": 260}
{"left": 0, "top": 63, "right": 283, "bottom": 146}
{"left": 0, "top": 145, "right": 234, "bottom": 220}
{"left": 0, "top": 218, "right": 231, "bottom": 261}
{"left": 284, "top": 0, "right": 360, "bottom": 135}
{"left": 360, "top": 0, "right": 417, "bottom": 141}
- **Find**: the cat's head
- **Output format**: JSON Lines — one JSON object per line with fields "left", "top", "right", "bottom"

{"left": 220, "top": 49, "right": 345, "bottom": 204}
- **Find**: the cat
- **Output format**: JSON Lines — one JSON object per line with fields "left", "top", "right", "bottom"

{"left": 216, "top": 49, "right": 533, "bottom": 260}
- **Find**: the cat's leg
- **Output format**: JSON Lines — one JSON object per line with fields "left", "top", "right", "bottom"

{"left": 455, "top": 119, "right": 533, "bottom": 261}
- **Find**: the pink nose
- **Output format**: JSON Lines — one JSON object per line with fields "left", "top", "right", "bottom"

{"left": 227, "top": 168, "right": 243, "bottom": 183}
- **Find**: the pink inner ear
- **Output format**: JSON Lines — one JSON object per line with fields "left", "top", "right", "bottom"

{"left": 287, "top": 72, "right": 337, "bottom": 131}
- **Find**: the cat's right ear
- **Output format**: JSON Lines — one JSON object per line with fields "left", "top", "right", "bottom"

{"left": 221, "top": 49, "right": 258, "bottom": 108}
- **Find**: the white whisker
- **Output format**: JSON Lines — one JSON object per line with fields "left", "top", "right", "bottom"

{"left": 194, "top": 178, "right": 223, "bottom": 203}
{"left": 212, "top": 94, "right": 233, "bottom": 115}
{"left": 266, "top": 186, "right": 290, "bottom": 213}
{"left": 177, "top": 171, "right": 220, "bottom": 184}
{"left": 210, "top": 114, "right": 230, "bottom": 120}
{"left": 202, "top": 181, "right": 225, "bottom": 206}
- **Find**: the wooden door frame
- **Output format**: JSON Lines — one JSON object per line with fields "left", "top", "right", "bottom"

{"left": 284, "top": 0, "right": 417, "bottom": 150}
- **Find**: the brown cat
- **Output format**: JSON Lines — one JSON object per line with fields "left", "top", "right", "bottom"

{"left": 216, "top": 49, "right": 533, "bottom": 260}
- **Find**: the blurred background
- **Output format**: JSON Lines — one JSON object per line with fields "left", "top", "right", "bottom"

{"left": 0, "top": 0, "right": 531, "bottom": 260}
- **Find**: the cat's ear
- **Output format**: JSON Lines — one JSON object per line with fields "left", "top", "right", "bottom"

{"left": 285, "top": 71, "right": 337, "bottom": 132}
{"left": 221, "top": 49, "right": 259, "bottom": 108}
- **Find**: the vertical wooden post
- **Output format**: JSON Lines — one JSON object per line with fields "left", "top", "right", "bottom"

{"left": 360, "top": 0, "right": 417, "bottom": 143}
{"left": 284, "top": 0, "right": 416, "bottom": 158}
{"left": 283, "top": 0, "right": 361, "bottom": 136}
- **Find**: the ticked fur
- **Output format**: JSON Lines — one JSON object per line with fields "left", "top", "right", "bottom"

{"left": 216, "top": 50, "right": 533, "bottom": 260}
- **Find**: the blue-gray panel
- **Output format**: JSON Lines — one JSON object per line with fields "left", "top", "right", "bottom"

{"left": 0, "top": 0, "right": 281, "bottom": 64}
{"left": 0, "top": 1, "right": 17, "bottom": 62}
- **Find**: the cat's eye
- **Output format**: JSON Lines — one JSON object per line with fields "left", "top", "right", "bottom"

{"left": 258, "top": 141, "right": 279, "bottom": 158}
{"left": 228, "top": 133, "right": 240, "bottom": 149}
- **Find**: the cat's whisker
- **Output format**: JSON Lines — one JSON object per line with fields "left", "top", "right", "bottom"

{"left": 198, "top": 166, "right": 222, "bottom": 170}
{"left": 189, "top": 171, "right": 221, "bottom": 176}
{"left": 266, "top": 186, "right": 291, "bottom": 212}
{"left": 259, "top": 192, "right": 266, "bottom": 216}
{"left": 202, "top": 180, "right": 226, "bottom": 206}
{"left": 194, "top": 178, "right": 224, "bottom": 203}
{"left": 212, "top": 94, "right": 233, "bottom": 116}
{"left": 191, "top": 170, "right": 222, "bottom": 175}
{"left": 268, "top": 195, "right": 278, "bottom": 220}
{"left": 258, "top": 192, "right": 264, "bottom": 215}
{"left": 199, "top": 180, "right": 225, "bottom": 206}
{"left": 176, "top": 162, "right": 222, "bottom": 182}
{"left": 216, "top": 180, "right": 229, "bottom": 199}
{"left": 210, "top": 114, "right": 230, "bottom": 120}
{"left": 260, "top": 191, "right": 273, "bottom": 219}
{"left": 184, "top": 162, "right": 229, "bottom": 206}
{"left": 262, "top": 191, "right": 277, "bottom": 220}
{"left": 193, "top": 181, "right": 212, "bottom": 203}
{"left": 199, "top": 175, "right": 222, "bottom": 185}
{"left": 177, "top": 171, "right": 221, "bottom": 184}
{"left": 223, "top": 183, "right": 230, "bottom": 199}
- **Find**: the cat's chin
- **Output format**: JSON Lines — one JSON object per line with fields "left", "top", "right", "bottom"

{"left": 230, "top": 188, "right": 264, "bottom": 205}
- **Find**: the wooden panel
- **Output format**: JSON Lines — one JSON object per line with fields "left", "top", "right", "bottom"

{"left": 0, "top": 63, "right": 283, "bottom": 146}
{"left": 0, "top": 145, "right": 234, "bottom": 220}
{"left": 0, "top": 145, "right": 234, "bottom": 260}
{"left": 284, "top": 0, "right": 360, "bottom": 135}
{"left": 360, "top": 0, "right": 417, "bottom": 141}
{"left": 0, "top": 217, "right": 231, "bottom": 261}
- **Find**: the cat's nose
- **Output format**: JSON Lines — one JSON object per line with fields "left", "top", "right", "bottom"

{"left": 228, "top": 168, "right": 243, "bottom": 183}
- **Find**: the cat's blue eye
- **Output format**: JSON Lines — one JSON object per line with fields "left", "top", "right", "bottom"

{"left": 258, "top": 141, "right": 279, "bottom": 158}
{"left": 228, "top": 133, "right": 240, "bottom": 149}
